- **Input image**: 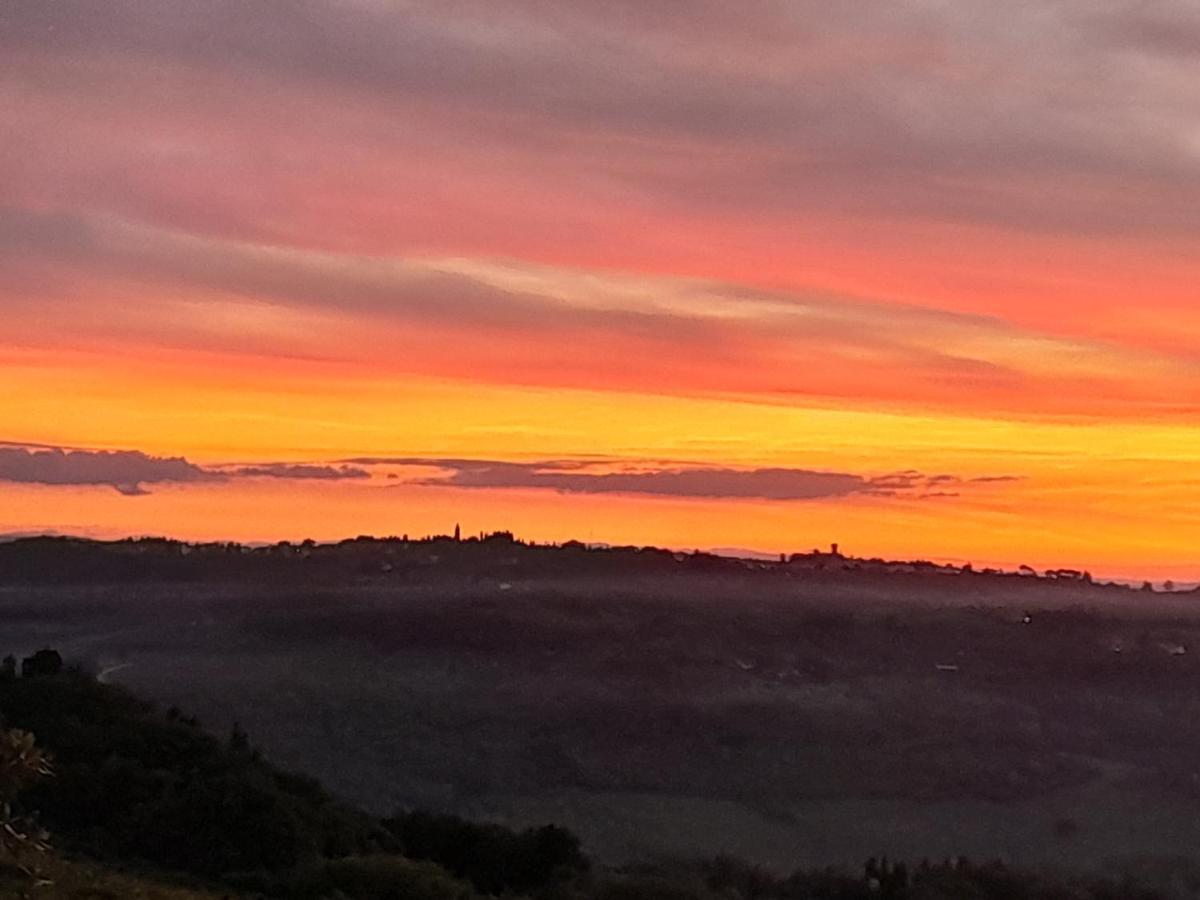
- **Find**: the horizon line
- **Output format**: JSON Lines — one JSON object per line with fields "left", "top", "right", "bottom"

{"left": 2, "top": 528, "right": 1192, "bottom": 591}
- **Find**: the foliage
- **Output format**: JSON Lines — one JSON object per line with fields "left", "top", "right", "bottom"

{"left": 0, "top": 654, "right": 1178, "bottom": 900}
{"left": 383, "top": 809, "right": 589, "bottom": 895}
{"left": 0, "top": 728, "right": 52, "bottom": 861}
{"left": 0, "top": 729, "right": 52, "bottom": 802}
{"left": 232, "top": 854, "right": 475, "bottom": 900}
{"left": 590, "top": 873, "right": 718, "bottom": 900}
{"left": 0, "top": 671, "right": 391, "bottom": 878}
{"left": 604, "top": 857, "right": 1175, "bottom": 900}
{"left": 0, "top": 664, "right": 589, "bottom": 898}
{"left": 0, "top": 851, "right": 229, "bottom": 899}
{"left": 20, "top": 649, "right": 62, "bottom": 679}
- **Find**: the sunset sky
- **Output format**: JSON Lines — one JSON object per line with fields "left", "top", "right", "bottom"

{"left": 3, "top": 1, "right": 1200, "bottom": 578}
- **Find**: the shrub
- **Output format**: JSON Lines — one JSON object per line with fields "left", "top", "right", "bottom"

{"left": 0, "top": 728, "right": 53, "bottom": 860}
{"left": 0, "top": 670, "right": 390, "bottom": 877}
{"left": 383, "top": 810, "right": 588, "bottom": 894}
{"left": 236, "top": 854, "right": 475, "bottom": 900}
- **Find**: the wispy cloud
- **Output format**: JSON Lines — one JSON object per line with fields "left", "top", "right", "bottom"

{"left": 5, "top": 209, "right": 1192, "bottom": 418}
{"left": 366, "top": 457, "right": 1014, "bottom": 502}
{"left": 4, "top": 1, "right": 1199, "bottom": 239}
{"left": 2, "top": 0, "right": 1198, "bottom": 400}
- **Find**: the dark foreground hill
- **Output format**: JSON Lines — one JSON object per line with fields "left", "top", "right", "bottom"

{"left": 0, "top": 665, "right": 1184, "bottom": 899}
{"left": 0, "top": 666, "right": 584, "bottom": 898}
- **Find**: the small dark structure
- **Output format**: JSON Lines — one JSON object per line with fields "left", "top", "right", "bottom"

{"left": 21, "top": 648, "right": 63, "bottom": 678}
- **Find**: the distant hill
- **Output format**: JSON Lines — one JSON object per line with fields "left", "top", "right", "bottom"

{"left": 0, "top": 534, "right": 1145, "bottom": 593}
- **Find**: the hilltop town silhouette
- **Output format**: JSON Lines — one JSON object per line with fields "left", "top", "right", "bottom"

{"left": 0, "top": 530, "right": 1165, "bottom": 592}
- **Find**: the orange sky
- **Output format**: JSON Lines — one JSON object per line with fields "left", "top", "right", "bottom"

{"left": 3, "top": 2, "right": 1200, "bottom": 579}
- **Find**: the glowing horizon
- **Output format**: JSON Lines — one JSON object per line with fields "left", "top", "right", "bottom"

{"left": 4, "top": 2, "right": 1200, "bottom": 579}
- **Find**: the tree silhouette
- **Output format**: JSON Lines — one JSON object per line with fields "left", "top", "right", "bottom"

{"left": 20, "top": 649, "right": 62, "bottom": 679}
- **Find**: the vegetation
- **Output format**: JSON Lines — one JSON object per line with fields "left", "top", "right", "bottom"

{"left": 0, "top": 726, "right": 52, "bottom": 896}
{"left": 230, "top": 856, "right": 475, "bottom": 900}
{"left": 0, "top": 667, "right": 390, "bottom": 876}
{"left": 0, "top": 657, "right": 592, "bottom": 897}
{"left": 600, "top": 856, "right": 1174, "bottom": 900}
{"left": 0, "top": 653, "right": 1189, "bottom": 898}
{"left": 382, "top": 810, "right": 587, "bottom": 894}
{"left": 0, "top": 853, "right": 228, "bottom": 899}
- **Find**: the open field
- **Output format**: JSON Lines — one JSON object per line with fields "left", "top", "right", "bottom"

{"left": 5, "top": 539, "right": 1200, "bottom": 875}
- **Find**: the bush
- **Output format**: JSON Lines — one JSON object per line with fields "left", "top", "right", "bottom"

{"left": 0, "top": 671, "right": 391, "bottom": 877}
{"left": 590, "top": 874, "right": 717, "bottom": 900}
{"left": 0, "top": 728, "right": 52, "bottom": 862}
{"left": 235, "top": 854, "right": 475, "bottom": 900}
{"left": 383, "top": 809, "right": 588, "bottom": 894}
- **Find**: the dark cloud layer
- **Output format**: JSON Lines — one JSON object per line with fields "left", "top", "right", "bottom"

{"left": 0, "top": 445, "right": 371, "bottom": 495}
{"left": 0, "top": 444, "right": 1013, "bottom": 502}
{"left": 369, "top": 458, "right": 1006, "bottom": 502}
{"left": 0, "top": 447, "right": 212, "bottom": 496}
{"left": 225, "top": 464, "right": 370, "bottom": 481}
